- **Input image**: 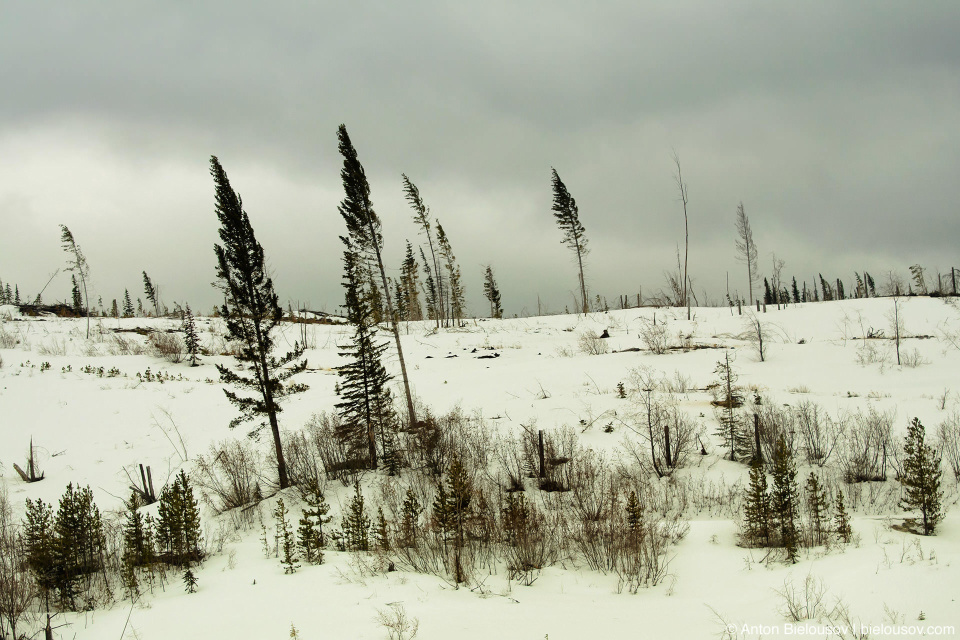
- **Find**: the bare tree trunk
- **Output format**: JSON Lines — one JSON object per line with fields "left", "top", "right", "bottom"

{"left": 673, "top": 153, "right": 690, "bottom": 320}
{"left": 575, "top": 236, "right": 588, "bottom": 314}
{"left": 370, "top": 233, "right": 417, "bottom": 426}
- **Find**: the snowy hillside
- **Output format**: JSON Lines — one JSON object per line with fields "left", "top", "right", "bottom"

{"left": 2, "top": 298, "right": 959, "bottom": 639}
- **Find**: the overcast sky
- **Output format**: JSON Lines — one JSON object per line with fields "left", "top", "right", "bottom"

{"left": 2, "top": 1, "right": 958, "bottom": 316}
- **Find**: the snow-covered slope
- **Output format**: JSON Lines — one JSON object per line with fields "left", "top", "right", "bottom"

{"left": 2, "top": 298, "right": 959, "bottom": 639}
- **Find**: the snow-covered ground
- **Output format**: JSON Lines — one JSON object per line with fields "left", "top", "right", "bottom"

{"left": 2, "top": 297, "right": 960, "bottom": 639}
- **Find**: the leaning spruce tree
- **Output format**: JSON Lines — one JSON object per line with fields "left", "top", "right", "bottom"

{"left": 402, "top": 174, "right": 445, "bottom": 328}
{"left": 550, "top": 168, "right": 589, "bottom": 314}
{"left": 210, "top": 156, "right": 307, "bottom": 489}
{"left": 337, "top": 125, "right": 416, "bottom": 424}
{"left": 60, "top": 225, "right": 91, "bottom": 338}
{"left": 482, "top": 265, "right": 503, "bottom": 319}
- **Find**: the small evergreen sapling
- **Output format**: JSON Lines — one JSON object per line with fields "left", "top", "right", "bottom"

{"left": 805, "top": 472, "right": 829, "bottom": 546}
{"left": 182, "top": 304, "right": 201, "bottom": 366}
{"left": 183, "top": 568, "right": 198, "bottom": 593}
{"left": 297, "top": 478, "right": 331, "bottom": 564}
{"left": 625, "top": 491, "right": 644, "bottom": 549}
{"left": 770, "top": 437, "right": 800, "bottom": 562}
{"left": 374, "top": 507, "right": 390, "bottom": 551}
{"left": 742, "top": 459, "right": 770, "bottom": 547}
{"left": 274, "top": 498, "right": 299, "bottom": 574}
{"left": 156, "top": 471, "right": 203, "bottom": 566}
{"left": 834, "top": 490, "right": 852, "bottom": 543}
{"left": 341, "top": 481, "right": 371, "bottom": 552}
{"left": 399, "top": 489, "right": 423, "bottom": 548}
{"left": 713, "top": 351, "right": 748, "bottom": 461}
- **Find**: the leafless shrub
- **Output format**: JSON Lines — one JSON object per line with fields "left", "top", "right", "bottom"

{"left": 900, "top": 347, "right": 928, "bottom": 368}
{"left": 756, "top": 403, "right": 798, "bottom": 462}
{"left": 578, "top": 329, "right": 609, "bottom": 355}
{"left": 570, "top": 475, "right": 621, "bottom": 573}
{"left": 794, "top": 400, "right": 843, "bottom": 467}
{"left": 661, "top": 369, "right": 693, "bottom": 394}
{"left": 109, "top": 333, "right": 146, "bottom": 355}
{"left": 0, "top": 325, "right": 17, "bottom": 349}
{"left": 0, "top": 486, "right": 37, "bottom": 640}
{"left": 279, "top": 430, "right": 324, "bottom": 489}
{"left": 37, "top": 336, "right": 67, "bottom": 356}
{"left": 776, "top": 573, "right": 827, "bottom": 622}
{"left": 837, "top": 407, "right": 895, "bottom": 482}
{"left": 376, "top": 603, "right": 419, "bottom": 640}
{"left": 639, "top": 317, "right": 670, "bottom": 354}
{"left": 302, "top": 411, "right": 366, "bottom": 484}
{"left": 743, "top": 316, "right": 769, "bottom": 362}
{"left": 938, "top": 412, "right": 960, "bottom": 482}
{"left": 855, "top": 340, "right": 890, "bottom": 369}
{"left": 193, "top": 439, "right": 266, "bottom": 513}
{"left": 621, "top": 393, "right": 703, "bottom": 477}
{"left": 147, "top": 331, "right": 185, "bottom": 363}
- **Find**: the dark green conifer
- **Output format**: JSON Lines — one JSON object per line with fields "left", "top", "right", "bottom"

{"left": 182, "top": 304, "right": 201, "bottom": 366}
{"left": 483, "top": 265, "right": 503, "bottom": 319}
{"left": 805, "top": 472, "right": 828, "bottom": 546}
{"left": 834, "top": 490, "right": 852, "bottom": 543}
{"left": 156, "top": 471, "right": 203, "bottom": 566}
{"left": 123, "top": 289, "right": 134, "bottom": 318}
{"left": 399, "top": 489, "right": 423, "bottom": 548}
{"left": 335, "top": 239, "right": 396, "bottom": 470}
{"left": 297, "top": 477, "right": 331, "bottom": 564}
{"left": 211, "top": 156, "right": 307, "bottom": 488}
{"left": 550, "top": 168, "right": 589, "bottom": 314}
{"left": 338, "top": 125, "right": 416, "bottom": 423}
{"left": 273, "top": 498, "right": 299, "bottom": 574}
{"left": 182, "top": 568, "right": 197, "bottom": 593}
{"left": 742, "top": 459, "right": 770, "bottom": 547}
{"left": 342, "top": 481, "right": 370, "bottom": 551}
{"left": 374, "top": 507, "right": 390, "bottom": 551}
{"left": 770, "top": 437, "right": 800, "bottom": 562}
{"left": 899, "top": 418, "right": 943, "bottom": 535}
{"left": 143, "top": 271, "right": 159, "bottom": 316}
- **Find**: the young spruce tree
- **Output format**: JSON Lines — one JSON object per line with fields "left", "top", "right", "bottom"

{"left": 482, "top": 265, "right": 503, "bottom": 319}
{"left": 182, "top": 304, "right": 201, "bottom": 366}
{"left": 335, "top": 239, "right": 397, "bottom": 470}
{"left": 899, "top": 418, "right": 943, "bottom": 535}
{"left": 742, "top": 458, "right": 770, "bottom": 547}
{"left": 210, "top": 156, "right": 307, "bottom": 489}
{"left": 770, "top": 437, "right": 800, "bottom": 562}
{"left": 338, "top": 125, "right": 416, "bottom": 424}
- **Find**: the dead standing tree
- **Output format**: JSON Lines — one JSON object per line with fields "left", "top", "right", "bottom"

{"left": 734, "top": 202, "right": 759, "bottom": 306}
{"left": 673, "top": 153, "right": 691, "bottom": 320}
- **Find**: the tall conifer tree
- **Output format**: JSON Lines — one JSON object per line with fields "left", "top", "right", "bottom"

{"left": 403, "top": 174, "right": 444, "bottom": 328}
{"left": 550, "top": 168, "right": 589, "bottom": 314}
{"left": 337, "top": 125, "right": 416, "bottom": 424}
{"left": 482, "top": 265, "right": 503, "bottom": 319}
{"left": 210, "top": 156, "right": 306, "bottom": 489}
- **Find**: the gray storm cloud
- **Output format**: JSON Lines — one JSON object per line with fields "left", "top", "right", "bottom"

{"left": 1, "top": 1, "right": 958, "bottom": 314}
